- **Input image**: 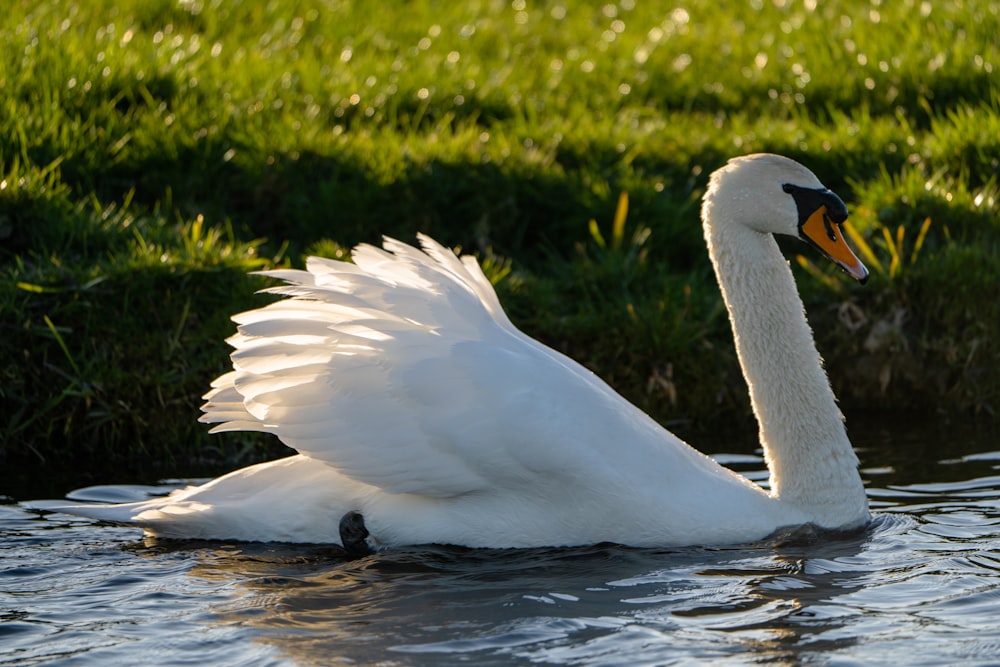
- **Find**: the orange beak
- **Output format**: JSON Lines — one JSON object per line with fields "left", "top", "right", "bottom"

{"left": 800, "top": 206, "right": 869, "bottom": 284}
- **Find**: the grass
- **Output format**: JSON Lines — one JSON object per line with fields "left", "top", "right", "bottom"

{"left": 2, "top": 0, "right": 998, "bottom": 478}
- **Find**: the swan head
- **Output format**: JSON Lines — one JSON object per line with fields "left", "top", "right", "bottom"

{"left": 704, "top": 153, "right": 869, "bottom": 283}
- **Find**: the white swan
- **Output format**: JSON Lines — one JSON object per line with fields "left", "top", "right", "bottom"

{"left": 62, "top": 153, "right": 870, "bottom": 549}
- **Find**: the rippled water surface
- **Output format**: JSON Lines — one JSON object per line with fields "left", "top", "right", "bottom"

{"left": 3, "top": 417, "right": 999, "bottom": 666}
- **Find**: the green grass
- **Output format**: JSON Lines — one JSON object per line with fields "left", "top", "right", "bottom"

{"left": 2, "top": 0, "right": 998, "bottom": 477}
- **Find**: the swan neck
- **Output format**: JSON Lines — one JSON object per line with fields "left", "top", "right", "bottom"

{"left": 702, "top": 200, "right": 867, "bottom": 524}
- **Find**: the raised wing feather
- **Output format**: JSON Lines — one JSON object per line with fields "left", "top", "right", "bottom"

{"left": 201, "top": 235, "right": 685, "bottom": 498}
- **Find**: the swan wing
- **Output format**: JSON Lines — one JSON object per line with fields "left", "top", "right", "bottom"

{"left": 200, "top": 235, "right": 692, "bottom": 499}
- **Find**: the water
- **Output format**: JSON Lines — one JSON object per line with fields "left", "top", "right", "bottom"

{"left": 3, "top": 416, "right": 999, "bottom": 666}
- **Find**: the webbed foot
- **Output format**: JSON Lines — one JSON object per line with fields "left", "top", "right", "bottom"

{"left": 339, "top": 510, "right": 373, "bottom": 557}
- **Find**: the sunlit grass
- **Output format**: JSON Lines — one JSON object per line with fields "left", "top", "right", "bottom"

{"left": 2, "top": 0, "right": 998, "bottom": 473}
{"left": 843, "top": 216, "right": 932, "bottom": 280}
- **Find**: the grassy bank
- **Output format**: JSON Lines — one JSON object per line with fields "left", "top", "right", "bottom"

{"left": 2, "top": 0, "right": 998, "bottom": 477}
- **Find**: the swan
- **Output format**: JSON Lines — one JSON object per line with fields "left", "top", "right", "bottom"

{"left": 60, "top": 153, "right": 870, "bottom": 549}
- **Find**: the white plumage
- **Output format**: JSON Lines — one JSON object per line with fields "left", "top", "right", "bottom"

{"left": 59, "top": 154, "right": 870, "bottom": 548}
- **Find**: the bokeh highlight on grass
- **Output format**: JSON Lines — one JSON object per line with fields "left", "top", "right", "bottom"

{"left": 2, "top": 0, "right": 998, "bottom": 480}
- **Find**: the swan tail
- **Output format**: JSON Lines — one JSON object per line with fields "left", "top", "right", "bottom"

{"left": 47, "top": 499, "right": 274, "bottom": 541}
{"left": 49, "top": 457, "right": 368, "bottom": 543}
{"left": 43, "top": 499, "right": 219, "bottom": 540}
{"left": 45, "top": 501, "right": 152, "bottom": 525}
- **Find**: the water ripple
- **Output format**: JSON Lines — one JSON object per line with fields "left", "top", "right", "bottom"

{"left": 3, "top": 424, "right": 1000, "bottom": 666}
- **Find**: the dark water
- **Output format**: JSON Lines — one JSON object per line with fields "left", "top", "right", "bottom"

{"left": 3, "top": 416, "right": 999, "bottom": 666}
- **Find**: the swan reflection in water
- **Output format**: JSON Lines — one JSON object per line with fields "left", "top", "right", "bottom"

{"left": 131, "top": 517, "right": 907, "bottom": 666}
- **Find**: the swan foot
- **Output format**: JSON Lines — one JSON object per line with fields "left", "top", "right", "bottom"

{"left": 339, "top": 510, "right": 373, "bottom": 557}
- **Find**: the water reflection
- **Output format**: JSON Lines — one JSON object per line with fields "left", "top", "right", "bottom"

{"left": 117, "top": 516, "right": 925, "bottom": 666}
{"left": 4, "top": 418, "right": 1000, "bottom": 666}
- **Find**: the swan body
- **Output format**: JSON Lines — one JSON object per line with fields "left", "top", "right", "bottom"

{"left": 61, "top": 154, "right": 870, "bottom": 548}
